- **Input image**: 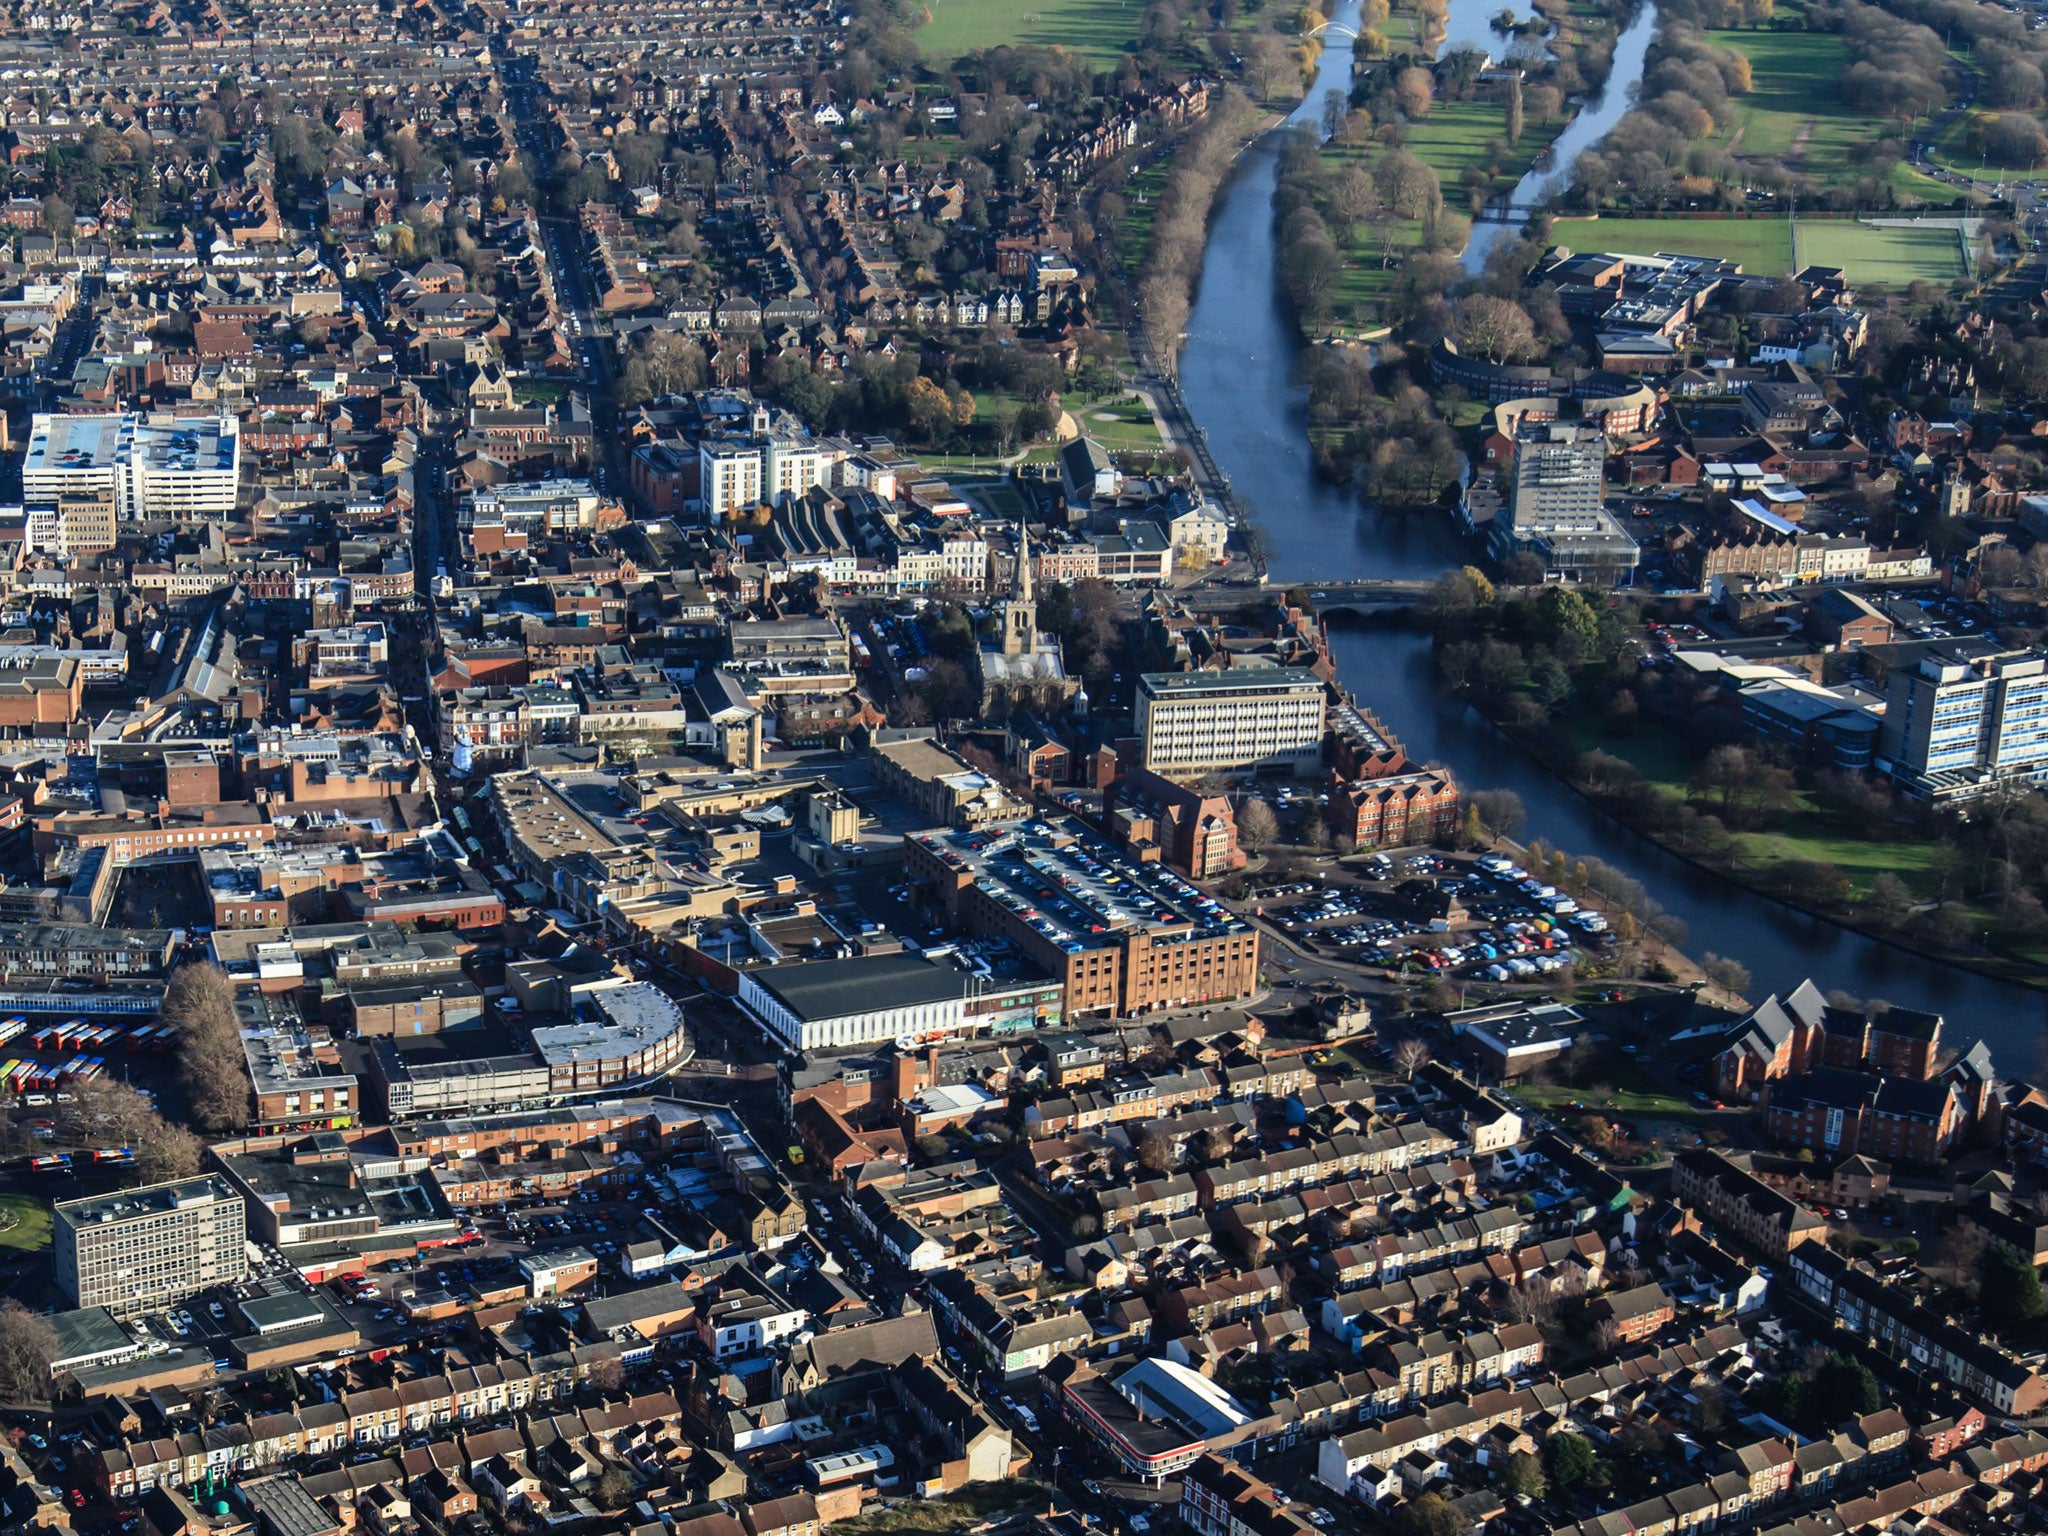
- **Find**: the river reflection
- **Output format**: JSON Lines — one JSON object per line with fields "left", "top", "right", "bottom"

{"left": 1320, "top": 623, "right": 2048, "bottom": 1075}
{"left": 1174, "top": 4, "right": 2048, "bottom": 1062}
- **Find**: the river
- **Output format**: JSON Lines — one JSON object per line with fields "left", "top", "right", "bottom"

{"left": 1174, "top": 2, "right": 2048, "bottom": 1070}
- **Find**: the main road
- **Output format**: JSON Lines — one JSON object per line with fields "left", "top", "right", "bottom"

{"left": 498, "top": 48, "right": 631, "bottom": 500}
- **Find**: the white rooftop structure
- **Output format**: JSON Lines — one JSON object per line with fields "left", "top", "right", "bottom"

{"left": 23, "top": 412, "right": 240, "bottom": 521}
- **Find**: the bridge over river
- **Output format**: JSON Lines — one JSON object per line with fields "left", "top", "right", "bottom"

{"left": 1193, "top": 577, "right": 1435, "bottom": 614}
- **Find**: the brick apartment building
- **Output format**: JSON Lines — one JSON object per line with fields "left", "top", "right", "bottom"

{"left": 1761, "top": 1068, "right": 1965, "bottom": 1164}
{"left": 1710, "top": 978, "right": 1945, "bottom": 1102}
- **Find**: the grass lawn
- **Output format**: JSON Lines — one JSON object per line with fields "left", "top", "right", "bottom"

{"left": 1793, "top": 220, "right": 1967, "bottom": 285}
{"left": 915, "top": 0, "right": 1146, "bottom": 66}
{"left": 918, "top": 447, "right": 1059, "bottom": 474}
{"left": 962, "top": 480, "right": 1031, "bottom": 519}
{"left": 1887, "top": 157, "right": 1966, "bottom": 206}
{"left": 1402, "top": 101, "right": 1547, "bottom": 195}
{"left": 0, "top": 1192, "right": 50, "bottom": 1252}
{"left": 1549, "top": 215, "right": 1795, "bottom": 271}
{"left": 1706, "top": 30, "right": 1855, "bottom": 170}
{"left": 1076, "top": 393, "right": 1167, "bottom": 452}
{"left": 1561, "top": 715, "right": 1695, "bottom": 790}
{"left": 1112, "top": 161, "right": 1171, "bottom": 272}
{"left": 1319, "top": 100, "right": 1557, "bottom": 330}
{"left": 1514, "top": 1081, "right": 1703, "bottom": 1124}
{"left": 834, "top": 1483, "right": 1043, "bottom": 1535}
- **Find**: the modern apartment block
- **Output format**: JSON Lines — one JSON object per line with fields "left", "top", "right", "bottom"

{"left": 1491, "top": 421, "right": 1638, "bottom": 582}
{"left": 1135, "top": 668, "right": 1326, "bottom": 778}
{"left": 1880, "top": 648, "right": 2048, "bottom": 800}
{"left": 699, "top": 436, "right": 765, "bottom": 520}
{"left": 23, "top": 413, "right": 240, "bottom": 521}
{"left": 54, "top": 1176, "right": 249, "bottom": 1318}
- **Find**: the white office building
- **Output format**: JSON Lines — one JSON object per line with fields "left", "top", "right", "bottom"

{"left": 24, "top": 413, "right": 240, "bottom": 521}
{"left": 468, "top": 479, "right": 600, "bottom": 537}
{"left": 1136, "top": 668, "right": 1327, "bottom": 778}
{"left": 1881, "top": 648, "right": 2048, "bottom": 800}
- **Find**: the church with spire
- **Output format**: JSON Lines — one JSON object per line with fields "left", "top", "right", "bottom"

{"left": 975, "top": 522, "right": 1081, "bottom": 718}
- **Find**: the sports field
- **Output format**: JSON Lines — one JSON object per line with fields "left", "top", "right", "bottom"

{"left": 1793, "top": 221, "right": 1967, "bottom": 284}
{"left": 915, "top": 0, "right": 1147, "bottom": 65}
{"left": 1549, "top": 217, "right": 1795, "bottom": 272}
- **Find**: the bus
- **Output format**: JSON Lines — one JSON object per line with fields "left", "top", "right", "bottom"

{"left": 29, "top": 1154, "right": 71, "bottom": 1174}
{"left": 92, "top": 1147, "right": 134, "bottom": 1165}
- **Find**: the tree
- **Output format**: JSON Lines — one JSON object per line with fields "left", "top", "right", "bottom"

{"left": 1237, "top": 798, "right": 1278, "bottom": 852}
{"left": 136, "top": 1122, "right": 203, "bottom": 1185}
{"left": 1393, "top": 67, "right": 1435, "bottom": 119}
{"left": 593, "top": 1466, "right": 635, "bottom": 1509}
{"left": 1982, "top": 1246, "right": 2048, "bottom": 1331}
{"left": 1469, "top": 789, "right": 1526, "bottom": 839}
{"left": 163, "top": 962, "right": 251, "bottom": 1132}
{"left": 586, "top": 1354, "right": 626, "bottom": 1394}
{"left": 1503, "top": 1451, "right": 1545, "bottom": 1502}
{"left": 1393, "top": 1038, "right": 1431, "bottom": 1079}
{"left": 1452, "top": 294, "right": 1536, "bottom": 364}
{"left": 619, "top": 332, "right": 707, "bottom": 406}
{"left": 1394, "top": 1494, "right": 1463, "bottom": 1536}
{"left": 40, "top": 195, "right": 73, "bottom": 238}
{"left": 1866, "top": 871, "right": 1911, "bottom": 926}
{"left": 1548, "top": 1431, "right": 1599, "bottom": 1489}
{"left": 1700, "top": 953, "right": 1752, "bottom": 998}
{"left": 1136, "top": 1130, "right": 1175, "bottom": 1175}
{"left": 0, "top": 1302, "right": 55, "bottom": 1400}
{"left": 1244, "top": 35, "right": 1296, "bottom": 101}
{"left": 1785, "top": 1351, "right": 1875, "bottom": 1441}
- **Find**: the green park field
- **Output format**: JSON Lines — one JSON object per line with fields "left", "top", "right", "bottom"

{"left": 1792, "top": 220, "right": 1968, "bottom": 284}
{"left": 1550, "top": 216, "right": 1966, "bottom": 284}
{"left": 914, "top": 0, "right": 1147, "bottom": 65}
{"left": 1704, "top": 29, "right": 1868, "bottom": 188}
{"left": 1549, "top": 216, "right": 1795, "bottom": 271}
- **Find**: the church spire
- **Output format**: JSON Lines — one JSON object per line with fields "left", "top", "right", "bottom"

{"left": 1001, "top": 521, "right": 1037, "bottom": 659}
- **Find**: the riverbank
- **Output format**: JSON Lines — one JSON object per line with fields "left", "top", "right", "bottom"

{"left": 1433, "top": 655, "right": 2048, "bottom": 999}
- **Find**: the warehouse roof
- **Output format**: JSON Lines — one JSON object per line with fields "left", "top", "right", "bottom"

{"left": 750, "top": 953, "right": 967, "bottom": 1022}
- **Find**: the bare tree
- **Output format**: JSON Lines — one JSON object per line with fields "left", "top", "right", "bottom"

{"left": 1452, "top": 295, "right": 1537, "bottom": 365}
{"left": 1237, "top": 798, "right": 1279, "bottom": 852}
{"left": 0, "top": 1303, "right": 55, "bottom": 1401}
{"left": 1393, "top": 1038, "right": 1431, "bottom": 1080}
{"left": 586, "top": 1354, "right": 626, "bottom": 1395}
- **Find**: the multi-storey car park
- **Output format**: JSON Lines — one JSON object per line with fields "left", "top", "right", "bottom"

{"left": 22, "top": 413, "right": 240, "bottom": 523}
{"left": 905, "top": 815, "right": 1260, "bottom": 1020}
